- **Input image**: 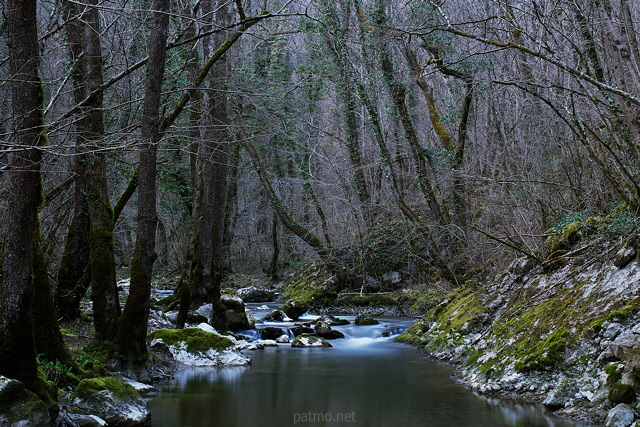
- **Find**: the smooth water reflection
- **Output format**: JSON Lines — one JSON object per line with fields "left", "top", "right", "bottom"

{"left": 149, "top": 315, "right": 595, "bottom": 427}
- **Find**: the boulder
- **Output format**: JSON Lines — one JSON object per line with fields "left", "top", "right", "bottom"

{"left": 236, "top": 286, "right": 276, "bottom": 302}
{"left": 275, "top": 334, "right": 290, "bottom": 343}
{"left": 314, "top": 320, "right": 332, "bottom": 336}
{"left": 0, "top": 376, "right": 50, "bottom": 426}
{"left": 543, "top": 381, "right": 578, "bottom": 410}
{"left": 291, "top": 334, "right": 332, "bottom": 348}
{"left": 289, "top": 324, "right": 314, "bottom": 337}
{"left": 165, "top": 310, "right": 208, "bottom": 325}
{"left": 221, "top": 295, "right": 252, "bottom": 332}
{"left": 605, "top": 403, "right": 635, "bottom": 427}
{"left": 265, "top": 309, "right": 291, "bottom": 322}
{"left": 314, "top": 320, "right": 345, "bottom": 339}
{"left": 610, "top": 333, "right": 640, "bottom": 377}
{"left": 355, "top": 315, "right": 379, "bottom": 325}
{"left": 122, "top": 378, "right": 159, "bottom": 398}
{"left": 69, "top": 377, "right": 150, "bottom": 426}
{"left": 221, "top": 294, "right": 245, "bottom": 312}
{"left": 609, "top": 382, "right": 636, "bottom": 404}
{"left": 317, "top": 315, "right": 349, "bottom": 326}
{"left": 148, "top": 328, "right": 250, "bottom": 366}
{"left": 261, "top": 326, "right": 287, "bottom": 340}
{"left": 66, "top": 413, "right": 108, "bottom": 426}
{"left": 320, "top": 330, "right": 345, "bottom": 340}
{"left": 614, "top": 246, "right": 636, "bottom": 268}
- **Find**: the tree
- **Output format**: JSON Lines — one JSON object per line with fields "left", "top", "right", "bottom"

{"left": 109, "top": 0, "right": 170, "bottom": 381}
{"left": 0, "top": 0, "right": 56, "bottom": 409}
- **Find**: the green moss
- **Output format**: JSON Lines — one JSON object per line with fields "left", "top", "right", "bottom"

{"left": 609, "top": 382, "right": 636, "bottom": 404}
{"left": 605, "top": 363, "right": 623, "bottom": 385}
{"left": 147, "top": 328, "right": 234, "bottom": 353}
{"left": 75, "top": 377, "right": 138, "bottom": 399}
{"left": 280, "top": 263, "right": 338, "bottom": 318}
{"left": 514, "top": 328, "right": 568, "bottom": 372}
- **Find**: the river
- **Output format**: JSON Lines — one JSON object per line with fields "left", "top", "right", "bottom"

{"left": 148, "top": 307, "right": 595, "bottom": 426}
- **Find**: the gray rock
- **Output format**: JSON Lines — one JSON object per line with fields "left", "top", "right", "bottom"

{"left": 70, "top": 377, "right": 151, "bottom": 426}
{"left": 355, "top": 315, "right": 379, "bottom": 325}
{"left": 622, "top": 373, "right": 640, "bottom": 393}
{"left": 66, "top": 413, "right": 108, "bottom": 427}
{"left": 314, "top": 320, "right": 332, "bottom": 336}
{"left": 165, "top": 310, "right": 207, "bottom": 325}
{"left": 275, "top": 334, "right": 290, "bottom": 343}
{"left": 610, "top": 333, "right": 640, "bottom": 376}
{"left": 221, "top": 294, "right": 245, "bottom": 312}
{"left": 236, "top": 286, "right": 276, "bottom": 302}
{"left": 543, "top": 380, "right": 578, "bottom": 410}
{"left": 614, "top": 246, "right": 636, "bottom": 268}
{"left": 0, "top": 376, "right": 50, "bottom": 426}
{"left": 291, "top": 334, "right": 332, "bottom": 348}
{"left": 261, "top": 326, "right": 287, "bottom": 340}
{"left": 122, "top": 378, "right": 159, "bottom": 398}
{"left": 265, "top": 309, "right": 291, "bottom": 322}
{"left": 605, "top": 403, "right": 635, "bottom": 427}
{"left": 221, "top": 295, "right": 251, "bottom": 332}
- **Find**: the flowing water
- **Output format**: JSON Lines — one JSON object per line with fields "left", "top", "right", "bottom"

{"left": 149, "top": 306, "right": 595, "bottom": 426}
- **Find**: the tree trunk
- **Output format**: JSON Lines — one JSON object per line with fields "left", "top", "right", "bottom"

{"left": 33, "top": 222, "right": 72, "bottom": 366}
{"left": 110, "top": 0, "right": 169, "bottom": 381}
{"left": 63, "top": 0, "right": 121, "bottom": 342}
{"left": 0, "top": 0, "right": 52, "bottom": 408}
{"left": 55, "top": 154, "right": 91, "bottom": 320}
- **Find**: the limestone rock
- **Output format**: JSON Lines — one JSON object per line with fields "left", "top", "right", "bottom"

{"left": 0, "top": 376, "right": 50, "bottom": 426}
{"left": 609, "top": 382, "right": 636, "bottom": 404}
{"left": 610, "top": 333, "right": 640, "bottom": 376}
{"left": 291, "top": 334, "right": 332, "bottom": 348}
{"left": 260, "top": 326, "right": 287, "bottom": 340}
{"left": 148, "top": 328, "right": 250, "bottom": 366}
{"left": 222, "top": 295, "right": 252, "bottom": 331}
{"left": 605, "top": 403, "right": 635, "bottom": 427}
{"left": 66, "top": 413, "right": 108, "bottom": 427}
{"left": 70, "top": 377, "right": 150, "bottom": 427}
{"left": 236, "top": 286, "right": 276, "bottom": 302}
{"left": 275, "top": 334, "right": 290, "bottom": 343}
{"left": 355, "top": 315, "right": 379, "bottom": 325}
{"left": 265, "top": 309, "right": 291, "bottom": 322}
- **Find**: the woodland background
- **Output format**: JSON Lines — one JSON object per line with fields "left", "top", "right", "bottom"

{"left": 1, "top": 0, "right": 639, "bottom": 390}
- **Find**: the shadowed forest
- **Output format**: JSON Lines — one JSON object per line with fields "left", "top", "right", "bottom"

{"left": 1, "top": 0, "right": 639, "bottom": 422}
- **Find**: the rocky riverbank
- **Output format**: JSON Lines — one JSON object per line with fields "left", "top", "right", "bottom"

{"left": 397, "top": 246, "right": 640, "bottom": 426}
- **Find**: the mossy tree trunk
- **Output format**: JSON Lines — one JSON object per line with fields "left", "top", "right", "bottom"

{"left": 33, "top": 222, "right": 73, "bottom": 366}
{"left": 56, "top": 5, "right": 92, "bottom": 319}
{"left": 110, "top": 0, "right": 169, "bottom": 381}
{"left": 54, "top": 153, "right": 90, "bottom": 320}
{"left": 79, "top": 0, "right": 121, "bottom": 342}
{"left": 187, "top": 0, "right": 231, "bottom": 331}
{"left": 0, "top": 0, "right": 50, "bottom": 402}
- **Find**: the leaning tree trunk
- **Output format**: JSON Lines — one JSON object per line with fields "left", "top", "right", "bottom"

{"left": 110, "top": 0, "right": 169, "bottom": 381}
{"left": 0, "top": 0, "right": 53, "bottom": 408}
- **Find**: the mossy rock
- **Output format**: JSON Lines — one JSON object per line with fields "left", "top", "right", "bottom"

{"left": 514, "top": 328, "right": 568, "bottom": 373}
{"left": 0, "top": 376, "right": 50, "bottom": 425}
{"left": 280, "top": 263, "right": 338, "bottom": 319}
{"left": 75, "top": 377, "right": 138, "bottom": 400}
{"left": 360, "top": 219, "right": 424, "bottom": 277}
{"left": 147, "top": 328, "right": 234, "bottom": 353}
{"left": 609, "top": 382, "right": 636, "bottom": 404}
{"left": 605, "top": 363, "right": 624, "bottom": 386}
{"left": 355, "top": 315, "right": 379, "bottom": 325}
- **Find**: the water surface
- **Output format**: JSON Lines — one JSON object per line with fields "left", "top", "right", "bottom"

{"left": 149, "top": 312, "right": 594, "bottom": 427}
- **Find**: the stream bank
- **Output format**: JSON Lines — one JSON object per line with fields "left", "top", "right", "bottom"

{"left": 396, "top": 252, "right": 640, "bottom": 425}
